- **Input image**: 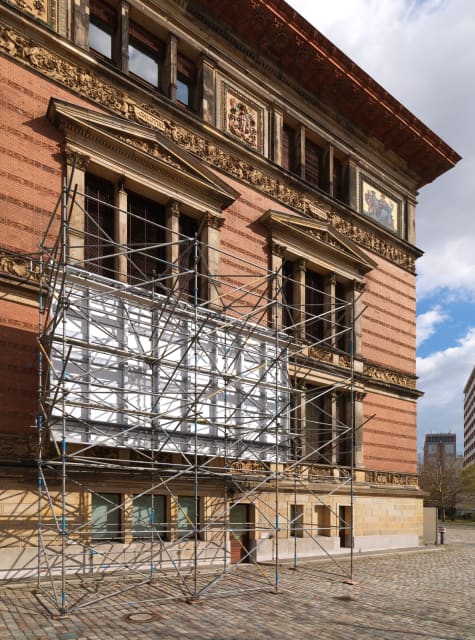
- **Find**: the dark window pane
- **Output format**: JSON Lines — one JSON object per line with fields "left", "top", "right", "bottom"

{"left": 85, "top": 174, "right": 115, "bottom": 278}
{"left": 282, "top": 124, "right": 295, "bottom": 172}
{"left": 178, "top": 214, "right": 199, "bottom": 300}
{"left": 305, "top": 140, "right": 324, "bottom": 188}
{"left": 305, "top": 270, "right": 325, "bottom": 341}
{"left": 333, "top": 158, "right": 343, "bottom": 201}
{"left": 127, "top": 192, "right": 166, "bottom": 287}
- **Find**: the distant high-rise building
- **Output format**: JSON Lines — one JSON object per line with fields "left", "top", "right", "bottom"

{"left": 424, "top": 433, "right": 457, "bottom": 466}
{"left": 464, "top": 366, "right": 475, "bottom": 466}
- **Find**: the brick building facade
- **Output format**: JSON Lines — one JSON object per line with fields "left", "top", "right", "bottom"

{"left": 0, "top": 0, "right": 460, "bottom": 611}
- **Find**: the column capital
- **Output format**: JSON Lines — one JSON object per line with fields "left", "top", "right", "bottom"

{"left": 167, "top": 200, "right": 181, "bottom": 218}
{"left": 64, "top": 147, "right": 90, "bottom": 171}
{"left": 206, "top": 212, "right": 225, "bottom": 230}
{"left": 270, "top": 241, "right": 286, "bottom": 257}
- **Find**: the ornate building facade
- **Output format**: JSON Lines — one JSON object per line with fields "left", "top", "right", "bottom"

{"left": 0, "top": 0, "right": 460, "bottom": 610}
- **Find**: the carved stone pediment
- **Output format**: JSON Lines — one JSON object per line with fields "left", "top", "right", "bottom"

{"left": 47, "top": 99, "right": 240, "bottom": 212}
{"left": 261, "top": 210, "right": 377, "bottom": 276}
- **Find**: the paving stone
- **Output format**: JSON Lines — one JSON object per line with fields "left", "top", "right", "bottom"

{"left": 0, "top": 524, "right": 474, "bottom": 639}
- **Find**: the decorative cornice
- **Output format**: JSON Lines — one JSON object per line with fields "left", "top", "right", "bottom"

{"left": 0, "top": 18, "right": 417, "bottom": 272}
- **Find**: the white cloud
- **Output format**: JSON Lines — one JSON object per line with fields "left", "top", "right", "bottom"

{"left": 287, "top": 0, "right": 475, "bottom": 452}
{"left": 416, "top": 305, "right": 449, "bottom": 347}
{"left": 416, "top": 328, "right": 475, "bottom": 449}
{"left": 287, "top": 0, "right": 475, "bottom": 301}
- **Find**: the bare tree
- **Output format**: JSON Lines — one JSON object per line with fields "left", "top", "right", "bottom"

{"left": 419, "top": 458, "right": 463, "bottom": 521}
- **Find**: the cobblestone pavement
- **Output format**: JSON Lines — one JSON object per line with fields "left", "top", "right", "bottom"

{"left": 1, "top": 524, "right": 474, "bottom": 640}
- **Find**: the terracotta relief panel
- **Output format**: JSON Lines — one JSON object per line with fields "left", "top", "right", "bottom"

{"left": 223, "top": 85, "right": 263, "bottom": 152}
{"left": 7, "top": 0, "right": 56, "bottom": 29}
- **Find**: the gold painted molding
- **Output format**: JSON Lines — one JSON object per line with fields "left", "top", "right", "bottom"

{"left": 0, "top": 19, "right": 416, "bottom": 272}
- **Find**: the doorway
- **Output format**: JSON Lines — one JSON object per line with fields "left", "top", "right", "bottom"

{"left": 339, "top": 505, "right": 352, "bottom": 548}
{"left": 230, "top": 503, "right": 251, "bottom": 563}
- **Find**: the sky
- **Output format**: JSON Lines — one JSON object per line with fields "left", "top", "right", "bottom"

{"left": 287, "top": 0, "right": 475, "bottom": 454}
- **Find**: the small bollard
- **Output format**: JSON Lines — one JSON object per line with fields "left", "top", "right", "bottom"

{"left": 438, "top": 525, "right": 447, "bottom": 545}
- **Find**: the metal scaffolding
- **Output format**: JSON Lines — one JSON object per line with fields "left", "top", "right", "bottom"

{"left": 37, "top": 167, "right": 357, "bottom": 614}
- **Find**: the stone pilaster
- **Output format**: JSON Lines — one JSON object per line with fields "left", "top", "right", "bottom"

{"left": 202, "top": 212, "right": 224, "bottom": 309}
{"left": 115, "top": 179, "right": 128, "bottom": 282}
{"left": 200, "top": 55, "right": 216, "bottom": 125}
{"left": 271, "top": 105, "right": 283, "bottom": 166}
{"left": 164, "top": 33, "right": 178, "bottom": 101}
{"left": 65, "top": 148, "right": 90, "bottom": 266}
{"left": 293, "top": 259, "right": 306, "bottom": 340}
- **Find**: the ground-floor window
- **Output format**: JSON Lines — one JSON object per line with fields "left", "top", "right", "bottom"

{"left": 132, "top": 494, "right": 167, "bottom": 540}
{"left": 176, "top": 496, "right": 200, "bottom": 539}
{"left": 91, "top": 493, "right": 122, "bottom": 541}
{"left": 290, "top": 503, "right": 304, "bottom": 537}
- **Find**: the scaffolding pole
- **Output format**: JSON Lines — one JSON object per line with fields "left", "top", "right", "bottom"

{"left": 37, "top": 169, "right": 357, "bottom": 614}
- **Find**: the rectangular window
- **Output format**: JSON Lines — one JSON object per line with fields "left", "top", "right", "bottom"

{"left": 290, "top": 503, "right": 304, "bottom": 537}
{"left": 177, "top": 54, "right": 196, "bottom": 108}
{"left": 306, "top": 385, "right": 332, "bottom": 464}
{"left": 132, "top": 495, "right": 167, "bottom": 540}
{"left": 335, "top": 282, "right": 349, "bottom": 352}
{"left": 305, "top": 140, "right": 324, "bottom": 188}
{"left": 282, "top": 124, "right": 295, "bottom": 172}
{"left": 305, "top": 269, "right": 325, "bottom": 341}
{"left": 128, "top": 22, "right": 163, "bottom": 87}
{"left": 336, "top": 393, "right": 352, "bottom": 467}
{"left": 127, "top": 192, "right": 166, "bottom": 287}
{"left": 85, "top": 174, "right": 116, "bottom": 278}
{"left": 91, "top": 493, "right": 121, "bottom": 541}
{"left": 315, "top": 505, "right": 331, "bottom": 536}
{"left": 178, "top": 213, "right": 199, "bottom": 300}
{"left": 89, "top": 0, "right": 116, "bottom": 61}
{"left": 177, "top": 496, "right": 200, "bottom": 538}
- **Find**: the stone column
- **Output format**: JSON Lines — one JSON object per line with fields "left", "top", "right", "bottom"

{"left": 65, "top": 148, "right": 90, "bottom": 267}
{"left": 118, "top": 1, "right": 130, "bottom": 74}
{"left": 200, "top": 55, "right": 217, "bottom": 125}
{"left": 352, "top": 280, "right": 365, "bottom": 360}
{"left": 406, "top": 194, "right": 417, "bottom": 245}
{"left": 324, "top": 273, "right": 336, "bottom": 351}
{"left": 330, "top": 390, "right": 338, "bottom": 465}
{"left": 295, "top": 124, "right": 305, "bottom": 180}
{"left": 166, "top": 200, "right": 180, "bottom": 293}
{"left": 115, "top": 179, "right": 128, "bottom": 283}
{"left": 270, "top": 242, "right": 286, "bottom": 330}
{"left": 202, "top": 212, "right": 224, "bottom": 310}
{"left": 325, "top": 143, "right": 334, "bottom": 196}
{"left": 271, "top": 105, "right": 283, "bottom": 166}
{"left": 293, "top": 259, "right": 306, "bottom": 340}
{"left": 354, "top": 391, "right": 366, "bottom": 468}
{"left": 345, "top": 156, "right": 358, "bottom": 210}
{"left": 164, "top": 33, "right": 178, "bottom": 101}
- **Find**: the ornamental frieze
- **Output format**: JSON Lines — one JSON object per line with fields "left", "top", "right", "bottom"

{"left": 0, "top": 20, "right": 416, "bottom": 273}
{"left": 363, "top": 362, "right": 417, "bottom": 389}
{"left": 365, "top": 470, "right": 418, "bottom": 486}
